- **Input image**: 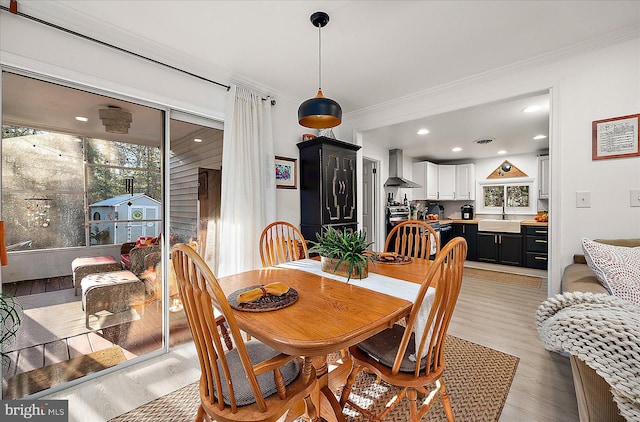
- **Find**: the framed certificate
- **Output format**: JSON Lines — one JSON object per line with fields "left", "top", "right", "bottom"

{"left": 592, "top": 114, "right": 640, "bottom": 160}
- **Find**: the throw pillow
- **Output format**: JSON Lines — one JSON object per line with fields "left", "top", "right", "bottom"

{"left": 136, "top": 236, "right": 154, "bottom": 247}
{"left": 582, "top": 238, "right": 640, "bottom": 304}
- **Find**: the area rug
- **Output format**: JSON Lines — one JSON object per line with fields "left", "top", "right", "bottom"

{"left": 108, "top": 335, "right": 519, "bottom": 422}
{"left": 463, "top": 267, "right": 543, "bottom": 289}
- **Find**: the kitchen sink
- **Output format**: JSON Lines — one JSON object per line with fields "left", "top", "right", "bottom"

{"left": 477, "top": 219, "right": 523, "bottom": 233}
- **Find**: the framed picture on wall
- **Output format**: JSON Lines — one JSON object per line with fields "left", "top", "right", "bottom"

{"left": 275, "top": 156, "right": 297, "bottom": 189}
{"left": 592, "top": 114, "right": 640, "bottom": 160}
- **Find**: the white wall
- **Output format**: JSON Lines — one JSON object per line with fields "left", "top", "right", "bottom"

{"left": 271, "top": 95, "right": 307, "bottom": 226}
{"left": 343, "top": 36, "right": 640, "bottom": 295}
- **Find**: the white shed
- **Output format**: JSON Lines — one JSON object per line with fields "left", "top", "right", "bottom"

{"left": 90, "top": 193, "right": 161, "bottom": 244}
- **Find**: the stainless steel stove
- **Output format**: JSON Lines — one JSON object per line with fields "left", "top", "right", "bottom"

{"left": 386, "top": 205, "right": 410, "bottom": 234}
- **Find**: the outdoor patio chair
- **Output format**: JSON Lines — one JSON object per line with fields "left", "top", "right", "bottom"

{"left": 120, "top": 242, "right": 161, "bottom": 275}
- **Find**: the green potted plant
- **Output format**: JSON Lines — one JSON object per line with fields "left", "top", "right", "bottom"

{"left": 309, "top": 227, "right": 374, "bottom": 281}
{"left": 1, "top": 292, "right": 23, "bottom": 369}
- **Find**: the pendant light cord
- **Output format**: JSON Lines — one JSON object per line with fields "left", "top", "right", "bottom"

{"left": 317, "top": 24, "right": 322, "bottom": 91}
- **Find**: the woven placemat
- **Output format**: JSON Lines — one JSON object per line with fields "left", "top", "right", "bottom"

{"left": 227, "top": 285, "right": 298, "bottom": 312}
{"left": 108, "top": 335, "right": 518, "bottom": 422}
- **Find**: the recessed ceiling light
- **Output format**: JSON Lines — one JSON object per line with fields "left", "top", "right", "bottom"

{"left": 533, "top": 134, "right": 547, "bottom": 140}
{"left": 75, "top": 116, "right": 88, "bottom": 122}
{"left": 194, "top": 138, "right": 203, "bottom": 143}
{"left": 497, "top": 150, "right": 507, "bottom": 155}
{"left": 452, "top": 147, "right": 462, "bottom": 152}
{"left": 522, "top": 105, "right": 541, "bottom": 113}
{"left": 417, "top": 128, "right": 429, "bottom": 135}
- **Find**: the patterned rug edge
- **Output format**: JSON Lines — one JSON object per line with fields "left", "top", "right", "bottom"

{"left": 463, "top": 267, "right": 543, "bottom": 289}
{"left": 108, "top": 335, "right": 520, "bottom": 422}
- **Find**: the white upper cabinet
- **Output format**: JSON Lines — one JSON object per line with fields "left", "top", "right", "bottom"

{"left": 426, "top": 162, "right": 438, "bottom": 200}
{"left": 437, "top": 165, "right": 456, "bottom": 200}
{"left": 455, "top": 163, "right": 476, "bottom": 200}
{"left": 412, "top": 161, "right": 439, "bottom": 200}
{"left": 413, "top": 162, "right": 476, "bottom": 200}
{"left": 538, "top": 155, "right": 550, "bottom": 199}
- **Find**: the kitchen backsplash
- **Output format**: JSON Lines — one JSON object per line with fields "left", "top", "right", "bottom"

{"left": 410, "top": 199, "right": 542, "bottom": 220}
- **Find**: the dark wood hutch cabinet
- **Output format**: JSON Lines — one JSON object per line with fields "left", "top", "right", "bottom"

{"left": 297, "top": 136, "right": 361, "bottom": 241}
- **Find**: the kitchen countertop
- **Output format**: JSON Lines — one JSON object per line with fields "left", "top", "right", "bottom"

{"left": 520, "top": 220, "right": 549, "bottom": 226}
{"left": 421, "top": 219, "right": 548, "bottom": 227}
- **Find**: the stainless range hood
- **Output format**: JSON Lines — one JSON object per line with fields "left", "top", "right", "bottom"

{"left": 384, "top": 149, "right": 422, "bottom": 188}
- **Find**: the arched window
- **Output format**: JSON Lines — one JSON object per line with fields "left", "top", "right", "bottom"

{"left": 93, "top": 212, "right": 101, "bottom": 221}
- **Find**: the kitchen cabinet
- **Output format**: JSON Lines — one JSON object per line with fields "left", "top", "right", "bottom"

{"left": 538, "top": 155, "right": 549, "bottom": 199}
{"left": 413, "top": 161, "right": 475, "bottom": 201}
{"left": 411, "top": 161, "right": 439, "bottom": 200}
{"left": 297, "top": 137, "right": 361, "bottom": 241}
{"left": 455, "top": 163, "right": 475, "bottom": 200}
{"left": 477, "top": 232, "right": 522, "bottom": 266}
{"left": 453, "top": 223, "right": 477, "bottom": 261}
{"left": 437, "top": 165, "right": 456, "bottom": 200}
{"left": 524, "top": 225, "right": 548, "bottom": 269}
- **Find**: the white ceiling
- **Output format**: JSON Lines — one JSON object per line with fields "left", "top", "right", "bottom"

{"left": 364, "top": 91, "right": 550, "bottom": 162}
{"left": 5, "top": 1, "right": 640, "bottom": 160}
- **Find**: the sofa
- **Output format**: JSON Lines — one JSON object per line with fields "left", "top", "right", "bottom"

{"left": 561, "top": 238, "right": 640, "bottom": 422}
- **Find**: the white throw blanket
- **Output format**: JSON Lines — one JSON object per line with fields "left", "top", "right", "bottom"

{"left": 536, "top": 292, "right": 640, "bottom": 421}
{"left": 278, "top": 259, "right": 435, "bottom": 360}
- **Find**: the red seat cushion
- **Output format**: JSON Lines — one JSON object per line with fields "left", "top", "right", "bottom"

{"left": 120, "top": 254, "right": 131, "bottom": 268}
{"left": 72, "top": 256, "right": 118, "bottom": 271}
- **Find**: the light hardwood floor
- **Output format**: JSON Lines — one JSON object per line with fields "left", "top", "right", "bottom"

{"left": 44, "top": 266, "right": 579, "bottom": 422}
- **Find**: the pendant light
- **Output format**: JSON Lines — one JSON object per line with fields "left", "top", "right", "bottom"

{"left": 298, "top": 11, "right": 342, "bottom": 129}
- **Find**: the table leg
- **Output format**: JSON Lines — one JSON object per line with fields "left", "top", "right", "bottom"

{"left": 312, "top": 356, "right": 346, "bottom": 422}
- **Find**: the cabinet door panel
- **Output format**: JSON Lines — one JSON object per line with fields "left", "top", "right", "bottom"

{"left": 438, "top": 165, "right": 456, "bottom": 200}
{"left": 455, "top": 164, "right": 475, "bottom": 200}
{"left": 499, "top": 234, "right": 522, "bottom": 266}
{"left": 477, "top": 233, "right": 498, "bottom": 263}
{"left": 452, "top": 223, "right": 477, "bottom": 261}
{"left": 463, "top": 224, "right": 478, "bottom": 261}
{"left": 342, "top": 154, "right": 357, "bottom": 222}
{"left": 426, "top": 162, "right": 439, "bottom": 200}
{"left": 411, "top": 162, "right": 427, "bottom": 200}
{"left": 322, "top": 146, "right": 357, "bottom": 224}
{"left": 538, "top": 156, "right": 550, "bottom": 199}
{"left": 322, "top": 150, "right": 342, "bottom": 222}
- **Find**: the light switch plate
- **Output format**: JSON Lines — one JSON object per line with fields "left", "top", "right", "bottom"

{"left": 631, "top": 189, "right": 640, "bottom": 207}
{"left": 576, "top": 191, "right": 591, "bottom": 208}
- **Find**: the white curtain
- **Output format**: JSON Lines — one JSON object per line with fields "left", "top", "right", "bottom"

{"left": 218, "top": 85, "right": 276, "bottom": 277}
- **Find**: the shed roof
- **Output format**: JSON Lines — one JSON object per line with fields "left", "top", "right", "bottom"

{"left": 89, "top": 193, "right": 160, "bottom": 207}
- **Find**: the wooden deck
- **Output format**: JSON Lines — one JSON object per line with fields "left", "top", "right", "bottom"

{"left": 2, "top": 275, "right": 192, "bottom": 398}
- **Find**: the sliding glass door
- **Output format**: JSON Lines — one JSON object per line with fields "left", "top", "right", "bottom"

{"left": 1, "top": 72, "right": 165, "bottom": 398}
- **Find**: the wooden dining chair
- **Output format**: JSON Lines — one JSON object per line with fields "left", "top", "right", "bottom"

{"left": 171, "top": 244, "right": 319, "bottom": 422}
{"left": 384, "top": 220, "right": 440, "bottom": 259}
{"left": 259, "top": 221, "right": 309, "bottom": 267}
{"left": 339, "top": 237, "right": 467, "bottom": 422}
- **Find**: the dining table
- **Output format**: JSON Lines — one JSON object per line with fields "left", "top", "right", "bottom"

{"left": 216, "top": 257, "right": 432, "bottom": 422}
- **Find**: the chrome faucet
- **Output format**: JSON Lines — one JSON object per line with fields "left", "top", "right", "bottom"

{"left": 502, "top": 202, "right": 506, "bottom": 220}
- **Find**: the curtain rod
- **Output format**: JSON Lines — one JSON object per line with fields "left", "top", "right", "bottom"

{"left": 1, "top": 4, "right": 277, "bottom": 105}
